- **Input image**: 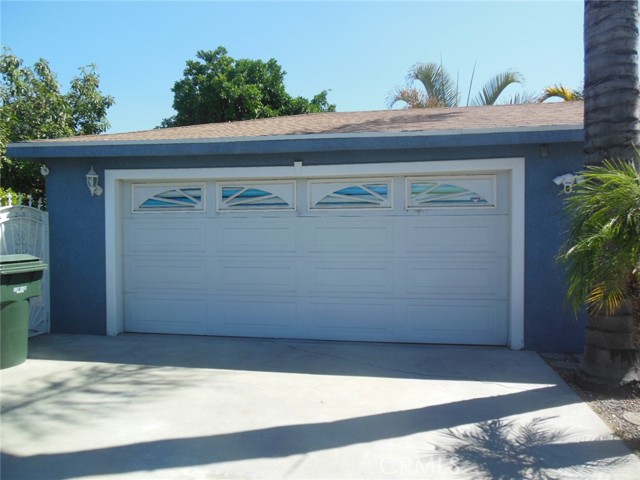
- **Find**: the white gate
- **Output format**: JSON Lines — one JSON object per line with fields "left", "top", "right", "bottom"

{"left": 0, "top": 203, "right": 50, "bottom": 336}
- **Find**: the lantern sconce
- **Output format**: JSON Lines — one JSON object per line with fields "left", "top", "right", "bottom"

{"left": 86, "top": 166, "right": 103, "bottom": 197}
{"left": 553, "top": 173, "right": 583, "bottom": 194}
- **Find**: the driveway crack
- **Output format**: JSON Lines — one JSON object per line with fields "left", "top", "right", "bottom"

{"left": 275, "top": 342, "right": 478, "bottom": 381}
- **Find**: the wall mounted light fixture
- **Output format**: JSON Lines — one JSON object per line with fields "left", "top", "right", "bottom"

{"left": 540, "top": 144, "right": 549, "bottom": 157}
{"left": 86, "top": 166, "right": 103, "bottom": 196}
{"left": 553, "top": 173, "right": 583, "bottom": 193}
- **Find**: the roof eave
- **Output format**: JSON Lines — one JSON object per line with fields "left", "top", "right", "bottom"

{"left": 6, "top": 125, "right": 584, "bottom": 160}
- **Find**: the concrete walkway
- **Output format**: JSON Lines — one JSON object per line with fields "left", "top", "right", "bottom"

{"left": 1, "top": 334, "right": 638, "bottom": 479}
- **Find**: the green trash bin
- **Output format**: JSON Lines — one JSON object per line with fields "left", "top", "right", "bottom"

{"left": 0, "top": 254, "right": 48, "bottom": 369}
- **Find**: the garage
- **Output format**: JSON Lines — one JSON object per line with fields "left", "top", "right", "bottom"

{"left": 8, "top": 101, "right": 585, "bottom": 351}
{"left": 120, "top": 164, "right": 511, "bottom": 345}
{"left": 7, "top": 102, "right": 584, "bottom": 352}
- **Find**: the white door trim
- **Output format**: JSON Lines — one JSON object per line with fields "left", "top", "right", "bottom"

{"left": 105, "top": 158, "right": 525, "bottom": 348}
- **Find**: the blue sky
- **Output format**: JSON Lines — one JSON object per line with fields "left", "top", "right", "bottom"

{"left": 1, "top": 0, "right": 584, "bottom": 133}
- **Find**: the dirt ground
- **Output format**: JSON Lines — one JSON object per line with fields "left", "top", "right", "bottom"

{"left": 541, "top": 353, "right": 640, "bottom": 457}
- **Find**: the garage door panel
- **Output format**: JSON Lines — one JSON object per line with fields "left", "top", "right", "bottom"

{"left": 303, "top": 300, "right": 396, "bottom": 340}
{"left": 125, "top": 294, "right": 208, "bottom": 334}
{"left": 125, "top": 219, "right": 207, "bottom": 254}
{"left": 215, "top": 299, "right": 298, "bottom": 336}
{"left": 406, "top": 301, "right": 508, "bottom": 344}
{"left": 125, "top": 257, "right": 208, "bottom": 293}
{"left": 406, "top": 258, "right": 508, "bottom": 298}
{"left": 304, "top": 218, "right": 394, "bottom": 253}
{"left": 213, "top": 220, "right": 296, "bottom": 253}
{"left": 305, "top": 260, "right": 394, "bottom": 295}
{"left": 406, "top": 216, "right": 508, "bottom": 254}
{"left": 218, "top": 260, "right": 297, "bottom": 293}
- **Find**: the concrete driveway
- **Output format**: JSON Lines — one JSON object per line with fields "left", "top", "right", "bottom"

{"left": 1, "top": 334, "right": 638, "bottom": 479}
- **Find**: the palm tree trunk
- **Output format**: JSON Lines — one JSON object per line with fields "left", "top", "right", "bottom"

{"left": 584, "top": 0, "right": 640, "bottom": 169}
{"left": 581, "top": 0, "right": 640, "bottom": 386}
{"left": 580, "top": 299, "right": 640, "bottom": 386}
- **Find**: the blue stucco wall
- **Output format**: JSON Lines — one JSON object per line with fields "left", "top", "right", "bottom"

{"left": 522, "top": 143, "right": 586, "bottom": 352}
{"left": 38, "top": 133, "right": 586, "bottom": 351}
{"left": 45, "top": 159, "right": 107, "bottom": 334}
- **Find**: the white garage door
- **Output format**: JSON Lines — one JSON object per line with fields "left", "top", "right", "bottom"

{"left": 122, "top": 172, "right": 510, "bottom": 345}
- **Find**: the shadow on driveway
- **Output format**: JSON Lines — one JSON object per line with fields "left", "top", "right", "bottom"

{"left": 1, "top": 385, "right": 630, "bottom": 479}
{"left": 1, "top": 334, "right": 638, "bottom": 479}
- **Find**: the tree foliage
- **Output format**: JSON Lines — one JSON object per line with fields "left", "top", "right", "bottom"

{"left": 387, "top": 61, "right": 524, "bottom": 109}
{"left": 161, "top": 47, "right": 335, "bottom": 127}
{"left": 558, "top": 159, "right": 640, "bottom": 317}
{"left": 0, "top": 49, "right": 114, "bottom": 203}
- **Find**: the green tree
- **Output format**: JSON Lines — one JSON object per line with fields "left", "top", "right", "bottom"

{"left": 387, "top": 62, "right": 524, "bottom": 108}
{"left": 161, "top": 47, "right": 335, "bottom": 127}
{"left": 0, "top": 49, "right": 114, "bottom": 203}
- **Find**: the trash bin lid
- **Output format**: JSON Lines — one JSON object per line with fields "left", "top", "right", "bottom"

{"left": 0, "top": 254, "right": 40, "bottom": 264}
{"left": 0, "top": 254, "right": 47, "bottom": 274}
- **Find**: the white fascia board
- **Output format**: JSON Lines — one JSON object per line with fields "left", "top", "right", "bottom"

{"left": 509, "top": 160, "right": 526, "bottom": 350}
{"left": 104, "top": 171, "right": 123, "bottom": 335}
{"left": 105, "top": 158, "right": 520, "bottom": 181}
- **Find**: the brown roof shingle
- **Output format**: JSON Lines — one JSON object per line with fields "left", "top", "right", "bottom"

{"left": 28, "top": 101, "right": 584, "bottom": 144}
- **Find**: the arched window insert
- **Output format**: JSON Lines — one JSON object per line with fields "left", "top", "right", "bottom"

{"left": 309, "top": 179, "right": 392, "bottom": 209}
{"left": 132, "top": 184, "right": 205, "bottom": 212}
{"left": 216, "top": 181, "right": 296, "bottom": 211}
{"left": 406, "top": 176, "right": 496, "bottom": 208}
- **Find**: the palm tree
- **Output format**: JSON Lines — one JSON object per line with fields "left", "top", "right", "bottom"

{"left": 558, "top": 160, "right": 640, "bottom": 385}
{"left": 559, "top": 0, "right": 640, "bottom": 387}
{"left": 387, "top": 62, "right": 523, "bottom": 109}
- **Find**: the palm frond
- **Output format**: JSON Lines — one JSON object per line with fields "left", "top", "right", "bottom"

{"left": 465, "top": 60, "right": 477, "bottom": 107}
{"left": 558, "top": 159, "right": 640, "bottom": 316}
{"left": 470, "top": 70, "right": 523, "bottom": 106}
{"left": 386, "top": 87, "right": 429, "bottom": 109}
{"left": 408, "top": 62, "right": 459, "bottom": 107}
{"left": 538, "top": 84, "right": 584, "bottom": 102}
{"left": 503, "top": 91, "right": 538, "bottom": 104}
{"left": 588, "top": 283, "right": 628, "bottom": 315}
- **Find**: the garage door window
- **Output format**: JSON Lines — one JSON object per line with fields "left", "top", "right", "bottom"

{"left": 406, "top": 176, "right": 496, "bottom": 208}
{"left": 216, "top": 181, "right": 295, "bottom": 211}
{"left": 132, "top": 184, "right": 205, "bottom": 212}
{"left": 309, "top": 179, "right": 392, "bottom": 209}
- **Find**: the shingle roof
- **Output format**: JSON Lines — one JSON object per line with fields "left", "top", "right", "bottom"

{"left": 26, "top": 101, "right": 583, "bottom": 145}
